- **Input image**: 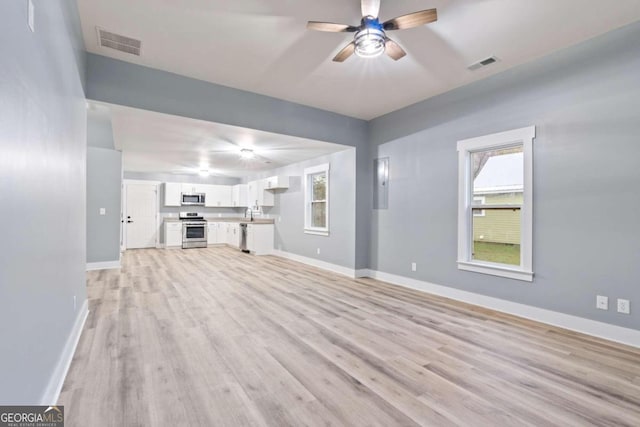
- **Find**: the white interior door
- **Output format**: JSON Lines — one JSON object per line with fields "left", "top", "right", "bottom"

{"left": 125, "top": 183, "right": 158, "bottom": 249}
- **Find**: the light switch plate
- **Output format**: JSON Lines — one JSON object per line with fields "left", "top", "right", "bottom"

{"left": 28, "top": 0, "right": 35, "bottom": 32}
{"left": 411, "top": 262, "right": 417, "bottom": 272}
{"left": 99, "top": 208, "right": 106, "bottom": 215}
{"left": 596, "top": 295, "right": 608, "bottom": 310}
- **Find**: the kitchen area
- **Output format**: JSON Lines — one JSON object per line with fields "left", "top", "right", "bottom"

{"left": 158, "top": 176, "right": 289, "bottom": 254}
{"left": 87, "top": 101, "right": 355, "bottom": 271}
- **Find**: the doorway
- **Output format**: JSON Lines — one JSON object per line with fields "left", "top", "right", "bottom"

{"left": 123, "top": 181, "right": 158, "bottom": 249}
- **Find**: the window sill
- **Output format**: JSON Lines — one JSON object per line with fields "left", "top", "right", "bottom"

{"left": 457, "top": 260, "right": 533, "bottom": 282}
{"left": 304, "top": 229, "right": 329, "bottom": 236}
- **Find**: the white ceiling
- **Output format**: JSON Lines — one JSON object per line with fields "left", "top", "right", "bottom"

{"left": 78, "top": 0, "right": 640, "bottom": 119}
{"left": 96, "top": 102, "right": 348, "bottom": 177}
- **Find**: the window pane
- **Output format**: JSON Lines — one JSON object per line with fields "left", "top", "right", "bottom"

{"left": 312, "top": 173, "right": 326, "bottom": 201}
{"left": 471, "top": 145, "right": 523, "bottom": 266}
{"left": 311, "top": 202, "right": 326, "bottom": 228}
{"left": 473, "top": 145, "right": 523, "bottom": 202}
{"left": 472, "top": 208, "right": 521, "bottom": 266}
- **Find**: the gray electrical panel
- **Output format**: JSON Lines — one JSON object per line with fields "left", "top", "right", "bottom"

{"left": 373, "top": 157, "right": 389, "bottom": 210}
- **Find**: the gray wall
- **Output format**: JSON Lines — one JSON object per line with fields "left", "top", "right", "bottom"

{"left": 368, "top": 22, "right": 640, "bottom": 330}
{"left": 86, "top": 53, "right": 367, "bottom": 147}
{"left": 246, "top": 149, "right": 356, "bottom": 269}
{"left": 87, "top": 147, "right": 122, "bottom": 263}
{"left": 87, "top": 112, "right": 122, "bottom": 263}
{"left": 0, "top": 0, "right": 87, "bottom": 404}
{"left": 87, "top": 109, "right": 115, "bottom": 149}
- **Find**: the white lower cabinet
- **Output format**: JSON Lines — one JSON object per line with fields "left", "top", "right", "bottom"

{"left": 227, "top": 223, "right": 240, "bottom": 248}
{"left": 207, "top": 222, "right": 217, "bottom": 244}
{"left": 207, "top": 222, "right": 226, "bottom": 245}
{"left": 165, "top": 222, "right": 183, "bottom": 247}
{"left": 246, "top": 224, "right": 274, "bottom": 255}
{"left": 169, "top": 220, "right": 272, "bottom": 253}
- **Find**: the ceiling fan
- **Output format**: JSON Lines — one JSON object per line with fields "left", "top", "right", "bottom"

{"left": 307, "top": 0, "right": 437, "bottom": 62}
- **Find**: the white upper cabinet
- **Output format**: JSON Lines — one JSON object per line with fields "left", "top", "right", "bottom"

{"left": 248, "top": 181, "right": 258, "bottom": 208}
{"left": 232, "top": 184, "right": 248, "bottom": 207}
{"left": 164, "top": 183, "right": 182, "bottom": 207}
{"left": 182, "top": 183, "right": 201, "bottom": 194}
{"left": 164, "top": 181, "right": 277, "bottom": 208}
{"left": 265, "top": 175, "right": 290, "bottom": 190}
{"left": 205, "top": 185, "right": 232, "bottom": 207}
{"left": 248, "top": 180, "right": 274, "bottom": 207}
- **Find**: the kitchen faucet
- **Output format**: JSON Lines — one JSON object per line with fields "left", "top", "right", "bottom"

{"left": 245, "top": 207, "right": 254, "bottom": 221}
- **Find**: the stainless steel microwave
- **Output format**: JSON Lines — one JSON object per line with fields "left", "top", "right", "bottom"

{"left": 181, "top": 193, "right": 205, "bottom": 206}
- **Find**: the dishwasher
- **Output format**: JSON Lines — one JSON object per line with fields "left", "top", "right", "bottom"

{"left": 240, "top": 223, "right": 250, "bottom": 253}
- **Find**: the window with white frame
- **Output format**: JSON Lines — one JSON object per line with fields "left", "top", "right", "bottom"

{"left": 457, "top": 126, "right": 535, "bottom": 282}
{"left": 304, "top": 163, "right": 329, "bottom": 236}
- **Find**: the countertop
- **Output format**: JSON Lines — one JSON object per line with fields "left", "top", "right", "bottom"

{"left": 164, "top": 217, "right": 275, "bottom": 225}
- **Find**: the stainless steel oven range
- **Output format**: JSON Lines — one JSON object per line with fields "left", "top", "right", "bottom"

{"left": 180, "top": 212, "right": 207, "bottom": 249}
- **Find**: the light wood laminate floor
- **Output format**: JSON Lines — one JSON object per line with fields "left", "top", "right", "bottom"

{"left": 59, "top": 247, "right": 640, "bottom": 426}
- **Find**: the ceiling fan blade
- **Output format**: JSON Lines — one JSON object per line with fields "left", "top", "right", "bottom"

{"left": 383, "top": 9, "right": 437, "bottom": 31}
{"left": 384, "top": 38, "right": 406, "bottom": 61}
{"left": 361, "top": 0, "right": 381, "bottom": 18}
{"left": 333, "top": 42, "right": 356, "bottom": 62}
{"left": 307, "top": 21, "right": 359, "bottom": 32}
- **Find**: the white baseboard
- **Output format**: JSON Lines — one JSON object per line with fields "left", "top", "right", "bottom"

{"left": 367, "top": 270, "right": 640, "bottom": 349}
{"left": 41, "top": 299, "right": 89, "bottom": 405}
{"left": 272, "top": 250, "right": 357, "bottom": 278}
{"left": 355, "top": 269, "right": 372, "bottom": 278}
{"left": 86, "top": 260, "right": 120, "bottom": 271}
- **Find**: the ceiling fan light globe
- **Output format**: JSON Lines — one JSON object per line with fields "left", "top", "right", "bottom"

{"left": 354, "top": 28, "right": 386, "bottom": 59}
{"left": 240, "top": 148, "right": 255, "bottom": 159}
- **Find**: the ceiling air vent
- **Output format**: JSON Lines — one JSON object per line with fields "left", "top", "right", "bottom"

{"left": 96, "top": 27, "right": 142, "bottom": 56}
{"left": 468, "top": 56, "right": 498, "bottom": 71}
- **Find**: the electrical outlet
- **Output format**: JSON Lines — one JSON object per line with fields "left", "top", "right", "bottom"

{"left": 316, "top": 248, "right": 321, "bottom": 255}
{"left": 73, "top": 295, "right": 76, "bottom": 311}
{"left": 617, "top": 299, "right": 630, "bottom": 314}
{"left": 596, "top": 295, "right": 608, "bottom": 310}
{"left": 279, "top": 216, "right": 282, "bottom": 222}
{"left": 28, "top": 0, "right": 35, "bottom": 32}
{"left": 411, "top": 262, "right": 417, "bottom": 272}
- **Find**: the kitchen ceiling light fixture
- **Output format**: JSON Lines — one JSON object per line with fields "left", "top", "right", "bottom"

{"left": 240, "top": 148, "right": 255, "bottom": 159}
{"left": 307, "top": 0, "right": 437, "bottom": 62}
